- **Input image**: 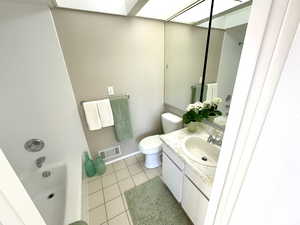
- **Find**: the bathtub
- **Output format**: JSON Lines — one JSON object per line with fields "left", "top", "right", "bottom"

{"left": 21, "top": 157, "right": 83, "bottom": 225}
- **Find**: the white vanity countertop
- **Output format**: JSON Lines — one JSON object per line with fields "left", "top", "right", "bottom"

{"left": 160, "top": 125, "right": 219, "bottom": 198}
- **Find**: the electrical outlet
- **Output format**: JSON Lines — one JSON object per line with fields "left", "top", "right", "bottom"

{"left": 108, "top": 86, "right": 114, "bottom": 95}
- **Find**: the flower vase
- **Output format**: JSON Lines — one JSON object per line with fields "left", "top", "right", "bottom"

{"left": 207, "top": 116, "right": 217, "bottom": 123}
{"left": 187, "top": 121, "right": 199, "bottom": 133}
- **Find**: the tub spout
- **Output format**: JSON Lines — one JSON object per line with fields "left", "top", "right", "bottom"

{"left": 36, "top": 156, "right": 46, "bottom": 168}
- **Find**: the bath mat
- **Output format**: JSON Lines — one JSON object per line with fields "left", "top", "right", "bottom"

{"left": 124, "top": 177, "right": 193, "bottom": 225}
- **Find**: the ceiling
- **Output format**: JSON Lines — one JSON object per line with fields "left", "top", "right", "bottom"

{"left": 54, "top": 0, "right": 251, "bottom": 25}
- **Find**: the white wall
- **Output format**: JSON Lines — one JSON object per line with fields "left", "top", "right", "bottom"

{"left": 229, "top": 23, "right": 300, "bottom": 225}
{"left": 0, "top": 2, "right": 88, "bottom": 175}
{"left": 216, "top": 25, "right": 247, "bottom": 115}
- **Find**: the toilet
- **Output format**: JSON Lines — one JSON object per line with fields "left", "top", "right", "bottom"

{"left": 139, "top": 112, "right": 183, "bottom": 168}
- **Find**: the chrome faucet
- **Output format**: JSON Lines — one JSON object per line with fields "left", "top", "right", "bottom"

{"left": 207, "top": 134, "right": 223, "bottom": 146}
{"left": 36, "top": 156, "right": 46, "bottom": 168}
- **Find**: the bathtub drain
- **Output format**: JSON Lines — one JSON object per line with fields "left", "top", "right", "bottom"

{"left": 48, "top": 193, "right": 55, "bottom": 199}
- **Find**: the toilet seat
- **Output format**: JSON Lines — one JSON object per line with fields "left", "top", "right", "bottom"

{"left": 139, "top": 135, "right": 162, "bottom": 168}
{"left": 139, "top": 135, "right": 162, "bottom": 154}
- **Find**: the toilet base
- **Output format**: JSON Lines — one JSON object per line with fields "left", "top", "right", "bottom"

{"left": 144, "top": 152, "right": 161, "bottom": 169}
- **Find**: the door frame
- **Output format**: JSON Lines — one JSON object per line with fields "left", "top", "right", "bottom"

{"left": 204, "top": 0, "right": 300, "bottom": 225}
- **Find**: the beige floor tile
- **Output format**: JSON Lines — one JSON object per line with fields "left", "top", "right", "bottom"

{"left": 105, "top": 196, "right": 125, "bottom": 219}
{"left": 144, "top": 167, "right": 162, "bottom": 179}
{"left": 104, "top": 164, "right": 115, "bottom": 175}
{"left": 115, "top": 168, "right": 130, "bottom": 181}
{"left": 138, "top": 160, "right": 146, "bottom": 170}
{"left": 102, "top": 173, "right": 117, "bottom": 188}
{"left": 135, "top": 153, "right": 144, "bottom": 162}
{"left": 89, "top": 205, "right": 107, "bottom": 225}
{"left": 118, "top": 177, "right": 135, "bottom": 193}
{"left": 128, "top": 163, "right": 143, "bottom": 175}
{"left": 88, "top": 178, "right": 102, "bottom": 194}
{"left": 121, "top": 194, "right": 128, "bottom": 210}
{"left": 108, "top": 212, "right": 130, "bottom": 225}
{"left": 112, "top": 160, "right": 126, "bottom": 171}
{"left": 132, "top": 172, "right": 148, "bottom": 186}
{"left": 87, "top": 175, "right": 98, "bottom": 183}
{"left": 88, "top": 190, "right": 104, "bottom": 209}
{"left": 103, "top": 184, "right": 120, "bottom": 202}
{"left": 124, "top": 156, "right": 137, "bottom": 166}
{"left": 126, "top": 210, "right": 133, "bottom": 225}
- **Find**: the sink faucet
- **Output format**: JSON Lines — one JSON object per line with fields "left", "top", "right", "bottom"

{"left": 36, "top": 156, "right": 46, "bottom": 168}
{"left": 207, "top": 134, "right": 223, "bottom": 146}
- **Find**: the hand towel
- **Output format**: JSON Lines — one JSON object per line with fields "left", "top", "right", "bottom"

{"left": 97, "top": 99, "right": 114, "bottom": 127}
{"left": 204, "top": 83, "right": 218, "bottom": 101}
{"left": 191, "top": 83, "right": 202, "bottom": 103}
{"left": 109, "top": 96, "right": 133, "bottom": 142}
{"left": 82, "top": 101, "right": 102, "bottom": 131}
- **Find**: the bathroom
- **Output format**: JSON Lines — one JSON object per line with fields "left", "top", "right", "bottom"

{"left": 0, "top": 0, "right": 299, "bottom": 225}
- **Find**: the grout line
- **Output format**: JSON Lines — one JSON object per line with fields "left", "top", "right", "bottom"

{"left": 125, "top": 210, "right": 132, "bottom": 225}
{"left": 107, "top": 211, "right": 129, "bottom": 224}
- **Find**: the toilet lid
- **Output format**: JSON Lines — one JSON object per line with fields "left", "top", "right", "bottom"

{"left": 139, "top": 135, "right": 162, "bottom": 154}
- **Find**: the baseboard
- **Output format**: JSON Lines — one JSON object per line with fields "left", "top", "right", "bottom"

{"left": 106, "top": 151, "right": 142, "bottom": 165}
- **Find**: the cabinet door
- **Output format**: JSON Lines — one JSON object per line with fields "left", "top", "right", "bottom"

{"left": 181, "top": 176, "right": 209, "bottom": 225}
{"left": 162, "top": 153, "right": 183, "bottom": 202}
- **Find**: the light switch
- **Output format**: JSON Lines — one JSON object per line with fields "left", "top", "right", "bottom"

{"left": 108, "top": 86, "right": 114, "bottom": 95}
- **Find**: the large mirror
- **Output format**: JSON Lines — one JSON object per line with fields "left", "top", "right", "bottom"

{"left": 164, "top": 0, "right": 252, "bottom": 128}
{"left": 202, "top": 1, "right": 252, "bottom": 127}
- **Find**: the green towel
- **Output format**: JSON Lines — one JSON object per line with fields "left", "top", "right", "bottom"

{"left": 110, "top": 96, "right": 133, "bottom": 142}
{"left": 191, "top": 84, "right": 202, "bottom": 103}
{"left": 69, "top": 221, "right": 88, "bottom": 225}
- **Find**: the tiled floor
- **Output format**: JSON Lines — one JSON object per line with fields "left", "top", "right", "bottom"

{"left": 87, "top": 153, "right": 162, "bottom": 225}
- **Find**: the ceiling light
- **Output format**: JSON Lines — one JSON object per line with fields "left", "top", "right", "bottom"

{"left": 172, "top": 0, "right": 250, "bottom": 24}
{"left": 56, "top": 0, "right": 128, "bottom": 15}
{"left": 136, "top": 0, "right": 198, "bottom": 21}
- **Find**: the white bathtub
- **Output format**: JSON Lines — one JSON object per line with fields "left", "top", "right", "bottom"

{"left": 21, "top": 158, "right": 83, "bottom": 225}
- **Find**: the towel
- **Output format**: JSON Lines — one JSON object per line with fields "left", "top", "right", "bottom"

{"left": 191, "top": 84, "right": 202, "bottom": 103}
{"left": 204, "top": 83, "right": 218, "bottom": 101}
{"left": 109, "top": 96, "right": 133, "bottom": 142}
{"left": 82, "top": 101, "right": 102, "bottom": 131}
{"left": 97, "top": 99, "right": 114, "bottom": 127}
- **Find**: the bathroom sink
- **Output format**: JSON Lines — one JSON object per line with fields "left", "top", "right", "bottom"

{"left": 182, "top": 136, "right": 220, "bottom": 167}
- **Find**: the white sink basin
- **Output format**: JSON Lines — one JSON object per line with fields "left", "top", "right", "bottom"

{"left": 182, "top": 136, "right": 220, "bottom": 167}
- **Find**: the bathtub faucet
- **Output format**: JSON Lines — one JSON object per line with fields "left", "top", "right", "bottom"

{"left": 36, "top": 156, "right": 46, "bottom": 168}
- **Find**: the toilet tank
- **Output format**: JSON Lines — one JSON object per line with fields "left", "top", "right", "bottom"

{"left": 161, "top": 113, "right": 183, "bottom": 134}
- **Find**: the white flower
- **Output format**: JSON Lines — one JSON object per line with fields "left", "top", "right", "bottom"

{"left": 212, "top": 97, "right": 222, "bottom": 105}
{"left": 194, "top": 101, "right": 203, "bottom": 109}
{"left": 203, "top": 100, "right": 211, "bottom": 107}
{"left": 186, "top": 104, "right": 195, "bottom": 111}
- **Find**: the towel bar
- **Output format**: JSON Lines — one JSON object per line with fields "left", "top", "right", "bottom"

{"left": 80, "top": 94, "right": 129, "bottom": 105}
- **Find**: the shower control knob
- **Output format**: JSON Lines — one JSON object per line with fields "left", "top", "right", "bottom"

{"left": 24, "top": 139, "right": 45, "bottom": 152}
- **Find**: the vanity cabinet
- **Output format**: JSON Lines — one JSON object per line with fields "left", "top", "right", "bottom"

{"left": 162, "top": 153, "right": 183, "bottom": 202}
{"left": 181, "top": 176, "right": 209, "bottom": 225}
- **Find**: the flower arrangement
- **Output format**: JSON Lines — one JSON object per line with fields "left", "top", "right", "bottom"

{"left": 183, "top": 97, "right": 223, "bottom": 125}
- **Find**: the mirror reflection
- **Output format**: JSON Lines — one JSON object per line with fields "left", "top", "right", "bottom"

{"left": 164, "top": 1, "right": 252, "bottom": 129}
{"left": 202, "top": 2, "right": 252, "bottom": 127}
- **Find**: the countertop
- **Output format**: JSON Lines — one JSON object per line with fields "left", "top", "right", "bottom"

{"left": 160, "top": 124, "right": 220, "bottom": 198}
